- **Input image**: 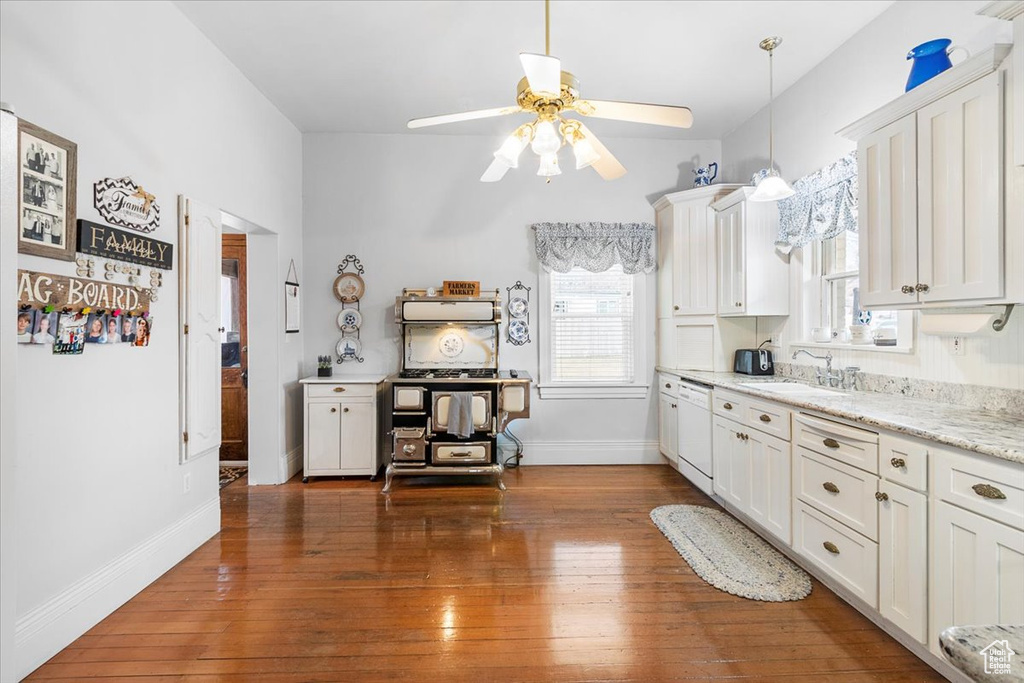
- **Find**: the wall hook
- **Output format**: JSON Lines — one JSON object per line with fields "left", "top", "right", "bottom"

{"left": 992, "top": 304, "right": 1014, "bottom": 332}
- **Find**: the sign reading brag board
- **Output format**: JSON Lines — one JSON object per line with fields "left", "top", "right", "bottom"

{"left": 76, "top": 220, "right": 173, "bottom": 270}
{"left": 442, "top": 280, "right": 481, "bottom": 297}
{"left": 18, "top": 269, "right": 153, "bottom": 313}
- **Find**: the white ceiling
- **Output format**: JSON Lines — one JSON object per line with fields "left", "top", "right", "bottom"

{"left": 176, "top": 0, "right": 894, "bottom": 139}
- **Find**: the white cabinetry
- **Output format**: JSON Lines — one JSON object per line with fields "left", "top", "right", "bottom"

{"left": 658, "top": 384, "right": 678, "bottom": 462}
{"left": 711, "top": 187, "right": 790, "bottom": 317}
{"left": 878, "top": 480, "right": 928, "bottom": 644}
{"left": 302, "top": 379, "right": 383, "bottom": 480}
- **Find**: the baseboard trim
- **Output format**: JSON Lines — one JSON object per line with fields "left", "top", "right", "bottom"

{"left": 281, "top": 446, "right": 303, "bottom": 483}
{"left": 14, "top": 497, "right": 220, "bottom": 680}
{"left": 506, "top": 440, "right": 662, "bottom": 466}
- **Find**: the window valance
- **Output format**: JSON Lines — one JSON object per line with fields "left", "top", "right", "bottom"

{"left": 777, "top": 153, "right": 858, "bottom": 248}
{"left": 532, "top": 222, "right": 657, "bottom": 274}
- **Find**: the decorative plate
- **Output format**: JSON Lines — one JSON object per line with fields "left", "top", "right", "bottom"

{"left": 333, "top": 273, "right": 365, "bottom": 302}
{"left": 337, "top": 308, "right": 362, "bottom": 332}
{"left": 508, "top": 296, "right": 529, "bottom": 319}
{"left": 508, "top": 319, "right": 529, "bottom": 344}
{"left": 438, "top": 331, "right": 465, "bottom": 358}
{"left": 336, "top": 336, "right": 362, "bottom": 359}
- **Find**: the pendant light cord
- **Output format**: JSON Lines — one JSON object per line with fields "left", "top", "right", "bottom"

{"left": 545, "top": 0, "right": 550, "bottom": 55}
{"left": 768, "top": 46, "right": 774, "bottom": 170}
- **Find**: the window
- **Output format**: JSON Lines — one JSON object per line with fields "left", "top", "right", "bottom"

{"left": 539, "top": 265, "right": 648, "bottom": 398}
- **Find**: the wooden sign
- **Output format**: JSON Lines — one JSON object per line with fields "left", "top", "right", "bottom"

{"left": 76, "top": 220, "right": 173, "bottom": 270}
{"left": 93, "top": 177, "right": 159, "bottom": 232}
{"left": 443, "top": 280, "right": 481, "bottom": 297}
{"left": 17, "top": 269, "right": 153, "bottom": 313}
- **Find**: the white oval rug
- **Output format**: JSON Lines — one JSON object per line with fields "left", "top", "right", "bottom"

{"left": 650, "top": 504, "right": 812, "bottom": 602}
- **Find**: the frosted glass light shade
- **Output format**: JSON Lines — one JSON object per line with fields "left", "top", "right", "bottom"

{"left": 750, "top": 170, "right": 795, "bottom": 202}
{"left": 571, "top": 136, "right": 600, "bottom": 170}
{"left": 531, "top": 120, "right": 561, "bottom": 155}
{"left": 494, "top": 132, "right": 528, "bottom": 168}
{"left": 537, "top": 153, "right": 561, "bottom": 177}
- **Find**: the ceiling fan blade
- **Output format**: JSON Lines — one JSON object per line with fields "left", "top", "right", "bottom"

{"left": 576, "top": 123, "right": 627, "bottom": 180}
{"left": 519, "top": 53, "right": 561, "bottom": 96}
{"left": 408, "top": 106, "right": 521, "bottom": 129}
{"left": 480, "top": 158, "right": 511, "bottom": 183}
{"left": 575, "top": 99, "right": 694, "bottom": 129}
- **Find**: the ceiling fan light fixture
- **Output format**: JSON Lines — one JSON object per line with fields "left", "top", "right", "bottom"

{"left": 531, "top": 119, "right": 561, "bottom": 156}
{"left": 494, "top": 126, "right": 532, "bottom": 168}
{"left": 537, "top": 152, "right": 561, "bottom": 177}
{"left": 571, "top": 134, "right": 600, "bottom": 170}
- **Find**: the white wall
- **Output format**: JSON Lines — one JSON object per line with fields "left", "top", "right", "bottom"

{"left": 721, "top": 0, "right": 1022, "bottom": 390}
{"left": 302, "top": 132, "right": 720, "bottom": 459}
{"left": 0, "top": 1, "right": 303, "bottom": 677}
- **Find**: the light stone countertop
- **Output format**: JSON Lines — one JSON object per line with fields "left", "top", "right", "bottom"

{"left": 657, "top": 368, "right": 1024, "bottom": 464}
{"left": 300, "top": 374, "right": 389, "bottom": 384}
{"left": 939, "top": 625, "right": 1023, "bottom": 682}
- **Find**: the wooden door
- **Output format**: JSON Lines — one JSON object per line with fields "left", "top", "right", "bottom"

{"left": 858, "top": 114, "right": 918, "bottom": 307}
{"left": 878, "top": 481, "right": 928, "bottom": 644}
{"left": 917, "top": 71, "right": 1004, "bottom": 303}
{"left": 220, "top": 234, "right": 248, "bottom": 462}
{"left": 179, "top": 197, "right": 222, "bottom": 462}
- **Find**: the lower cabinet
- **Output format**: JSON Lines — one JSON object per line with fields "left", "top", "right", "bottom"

{"left": 878, "top": 480, "right": 928, "bottom": 644}
{"left": 929, "top": 499, "right": 1024, "bottom": 655}
{"left": 794, "top": 500, "right": 879, "bottom": 608}
{"left": 658, "top": 391, "right": 678, "bottom": 461}
{"left": 303, "top": 381, "right": 381, "bottom": 479}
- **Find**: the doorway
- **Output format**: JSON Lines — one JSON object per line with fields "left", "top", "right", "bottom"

{"left": 220, "top": 233, "right": 248, "bottom": 465}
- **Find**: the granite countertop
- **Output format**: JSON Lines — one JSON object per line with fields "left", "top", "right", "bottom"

{"left": 657, "top": 368, "right": 1024, "bottom": 464}
{"left": 300, "top": 374, "right": 389, "bottom": 384}
{"left": 940, "top": 625, "right": 1023, "bottom": 682}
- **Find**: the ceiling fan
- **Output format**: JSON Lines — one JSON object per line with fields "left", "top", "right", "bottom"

{"left": 406, "top": 0, "right": 694, "bottom": 182}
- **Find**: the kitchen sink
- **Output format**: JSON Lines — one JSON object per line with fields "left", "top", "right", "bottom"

{"left": 738, "top": 382, "right": 844, "bottom": 397}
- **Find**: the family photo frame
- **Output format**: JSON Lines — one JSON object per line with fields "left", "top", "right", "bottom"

{"left": 18, "top": 119, "right": 77, "bottom": 262}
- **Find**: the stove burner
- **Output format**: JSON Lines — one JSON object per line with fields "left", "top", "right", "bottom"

{"left": 400, "top": 368, "right": 497, "bottom": 379}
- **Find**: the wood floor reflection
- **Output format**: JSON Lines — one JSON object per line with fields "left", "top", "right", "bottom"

{"left": 28, "top": 465, "right": 943, "bottom": 681}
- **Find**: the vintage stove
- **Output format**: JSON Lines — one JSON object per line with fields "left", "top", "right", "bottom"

{"left": 382, "top": 289, "right": 531, "bottom": 493}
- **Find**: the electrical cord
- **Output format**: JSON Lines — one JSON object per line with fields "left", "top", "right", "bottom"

{"left": 501, "top": 426, "right": 523, "bottom": 469}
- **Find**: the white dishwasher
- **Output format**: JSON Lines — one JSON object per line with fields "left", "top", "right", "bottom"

{"left": 676, "top": 380, "right": 714, "bottom": 496}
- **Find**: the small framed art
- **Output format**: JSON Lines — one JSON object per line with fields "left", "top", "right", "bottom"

{"left": 18, "top": 119, "right": 77, "bottom": 261}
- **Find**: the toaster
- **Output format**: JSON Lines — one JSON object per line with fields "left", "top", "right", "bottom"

{"left": 734, "top": 349, "right": 774, "bottom": 376}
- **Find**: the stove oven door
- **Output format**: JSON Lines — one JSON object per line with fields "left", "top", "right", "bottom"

{"left": 432, "top": 392, "right": 492, "bottom": 433}
{"left": 393, "top": 386, "right": 426, "bottom": 412}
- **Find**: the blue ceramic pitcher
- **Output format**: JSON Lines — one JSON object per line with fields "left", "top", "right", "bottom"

{"left": 906, "top": 39, "right": 968, "bottom": 92}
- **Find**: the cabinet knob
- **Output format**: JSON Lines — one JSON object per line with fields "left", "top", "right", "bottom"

{"left": 901, "top": 285, "right": 915, "bottom": 294}
{"left": 735, "top": 432, "right": 743, "bottom": 440}
{"left": 890, "top": 457, "right": 906, "bottom": 469}
{"left": 875, "top": 491, "right": 889, "bottom": 502}
{"left": 822, "top": 437, "right": 840, "bottom": 449}
{"left": 723, "top": 402, "right": 733, "bottom": 410}
{"left": 673, "top": 305, "right": 680, "bottom": 311}
{"left": 402, "top": 444, "right": 416, "bottom": 455}
{"left": 333, "top": 387, "right": 346, "bottom": 393}
{"left": 735, "top": 301, "right": 742, "bottom": 307}
{"left": 759, "top": 414, "right": 772, "bottom": 423}
{"left": 343, "top": 407, "right": 350, "bottom": 413}
{"left": 823, "top": 541, "right": 840, "bottom": 555}
{"left": 665, "top": 383, "right": 672, "bottom": 388}
{"left": 822, "top": 481, "right": 840, "bottom": 494}
{"left": 330, "top": 407, "right": 337, "bottom": 413}
{"left": 915, "top": 283, "right": 930, "bottom": 293}
{"left": 671, "top": 403, "right": 677, "bottom": 409}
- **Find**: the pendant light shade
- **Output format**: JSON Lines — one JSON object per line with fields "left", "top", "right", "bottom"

{"left": 750, "top": 36, "right": 795, "bottom": 203}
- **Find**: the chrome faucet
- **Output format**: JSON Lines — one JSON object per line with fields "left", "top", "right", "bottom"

{"left": 791, "top": 350, "right": 844, "bottom": 388}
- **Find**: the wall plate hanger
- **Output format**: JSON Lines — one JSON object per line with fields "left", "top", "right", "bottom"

{"left": 335, "top": 254, "right": 365, "bottom": 364}
{"left": 505, "top": 280, "right": 532, "bottom": 345}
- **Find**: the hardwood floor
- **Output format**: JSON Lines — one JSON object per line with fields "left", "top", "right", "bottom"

{"left": 28, "top": 465, "right": 943, "bottom": 681}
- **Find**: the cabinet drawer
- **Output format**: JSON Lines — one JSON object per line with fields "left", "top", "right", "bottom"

{"left": 658, "top": 373, "right": 679, "bottom": 395}
{"left": 794, "top": 413, "right": 879, "bottom": 474}
{"left": 879, "top": 432, "right": 928, "bottom": 492}
{"left": 713, "top": 390, "right": 746, "bottom": 419}
{"left": 307, "top": 383, "right": 377, "bottom": 399}
{"left": 745, "top": 398, "right": 791, "bottom": 440}
{"left": 932, "top": 446, "right": 1024, "bottom": 531}
{"left": 795, "top": 447, "right": 879, "bottom": 541}
{"left": 793, "top": 500, "right": 879, "bottom": 608}
{"left": 431, "top": 442, "right": 491, "bottom": 465}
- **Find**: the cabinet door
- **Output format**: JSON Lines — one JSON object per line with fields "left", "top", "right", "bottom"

{"left": 655, "top": 202, "right": 675, "bottom": 319}
{"left": 716, "top": 204, "right": 745, "bottom": 315}
{"left": 658, "top": 393, "right": 678, "bottom": 460}
{"left": 307, "top": 402, "right": 341, "bottom": 471}
{"left": 930, "top": 500, "right": 1024, "bottom": 655}
{"left": 747, "top": 430, "right": 791, "bottom": 544}
{"left": 878, "top": 481, "right": 928, "bottom": 644}
{"left": 918, "top": 71, "right": 1004, "bottom": 303}
{"left": 675, "top": 203, "right": 717, "bottom": 315}
{"left": 339, "top": 400, "right": 374, "bottom": 473}
{"left": 712, "top": 416, "right": 734, "bottom": 502}
{"left": 858, "top": 115, "right": 918, "bottom": 308}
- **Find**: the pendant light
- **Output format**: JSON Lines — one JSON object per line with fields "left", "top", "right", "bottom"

{"left": 750, "top": 36, "right": 795, "bottom": 202}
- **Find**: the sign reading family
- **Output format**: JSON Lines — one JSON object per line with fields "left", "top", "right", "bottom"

{"left": 17, "top": 269, "right": 153, "bottom": 313}
{"left": 93, "top": 177, "right": 160, "bottom": 233}
{"left": 76, "top": 220, "right": 173, "bottom": 270}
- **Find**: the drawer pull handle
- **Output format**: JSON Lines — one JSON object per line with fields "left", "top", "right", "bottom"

{"left": 448, "top": 451, "right": 473, "bottom": 458}
{"left": 822, "top": 437, "right": 840, "bottom": 449}
{"left": 759, "top": 414, "right": 772, "bottom": 423}
{"left": 723, "top": 402, "right": 733, "bottom": 410}
{"left": 823, "top": 541, "right": 840, "bottom": 555}
{"left": 822, "top": 481, "right": 840, "bottom": 494}
{"left": 972, "top": 483, "right": 1007, "bottom": 500}
{"left": 333, "top": 387, "right": 346, "bottom": 393}
{"left": 890, "top": 457, "right": 906, "bottom": 469}
{"left": 875, "top": 491, "right": 889, "bottom": 502}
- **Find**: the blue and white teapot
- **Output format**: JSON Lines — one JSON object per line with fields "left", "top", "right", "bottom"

{"left": 693, "top": 162, "right": 718, "bottom": 187}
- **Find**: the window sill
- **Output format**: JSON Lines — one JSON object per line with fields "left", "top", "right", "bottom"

{"left": 538, "top": 384, "right": 650, "bottom": 399}
{"left": 790, "top": 341, "right": 914, "bottom": 355}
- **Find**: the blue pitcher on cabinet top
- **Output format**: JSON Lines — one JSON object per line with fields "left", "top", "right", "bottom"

{"left": 905, "top": 39, "right": 969, "bottom": 91}
{"left": 693, "top": 162, "right": 718, "bottom": 187}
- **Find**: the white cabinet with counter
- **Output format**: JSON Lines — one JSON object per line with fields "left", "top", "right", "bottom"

{"left": 301, "top": 376, "right": 386, "bottom": 481}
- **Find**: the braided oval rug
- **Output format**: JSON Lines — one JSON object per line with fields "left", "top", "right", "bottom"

{"left": 651, "top": 504, "right": 811, "bottom": 602}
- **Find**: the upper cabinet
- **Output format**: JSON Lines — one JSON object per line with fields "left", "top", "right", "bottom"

{"left": 841, "top": 46, "right": 1022, "bottom": 309}
{"left": 711, "top": 187, "right": 790, "bottom": 317}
